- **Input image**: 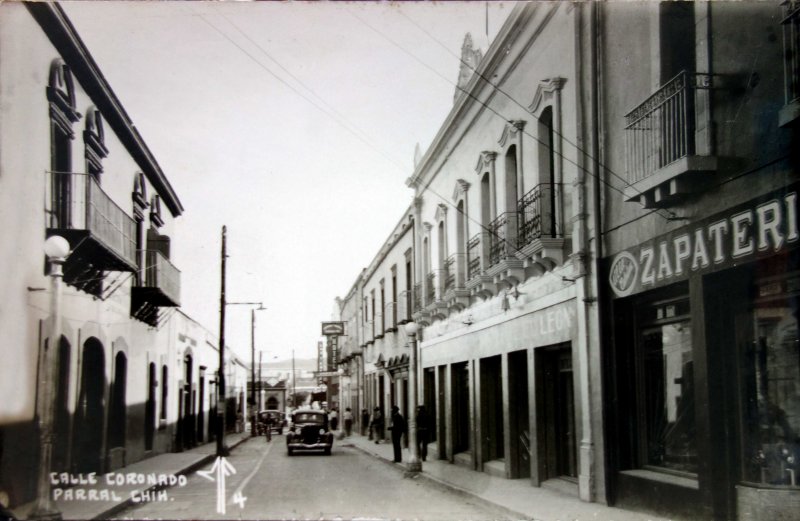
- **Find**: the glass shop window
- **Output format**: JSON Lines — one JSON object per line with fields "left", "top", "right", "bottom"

{"left": 740, "top": 275, "right": 799, "bottom": 488}
{"left": 638, "top": 296, "right": 698, "bottom": 475}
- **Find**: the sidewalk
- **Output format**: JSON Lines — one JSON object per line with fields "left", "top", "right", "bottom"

{"left": 11, "top": 432, "right": 251, "bottom": 520}
{"left": 341, "top": 432, "right": 671, "bottom": 521}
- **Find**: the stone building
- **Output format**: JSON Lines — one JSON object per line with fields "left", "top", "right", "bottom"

{"left": 332, "top": 2, "right": 798, "bottom": 520}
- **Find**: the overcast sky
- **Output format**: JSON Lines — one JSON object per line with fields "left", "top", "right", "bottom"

{"left": 61, "top": 0, "right": 514, "bottom": 364}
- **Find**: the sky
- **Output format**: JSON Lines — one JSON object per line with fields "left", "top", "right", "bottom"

{"left": 61, "top": 0, "right": 514, "bottom": 364}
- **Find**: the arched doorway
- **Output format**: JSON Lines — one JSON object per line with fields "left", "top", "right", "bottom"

{"left": 108, "top": 351, "right": 127, "bottom": 469}
{"left": 145, "top": 362, "right": 156, "bottom": 451}
{"left": 53, "top": 336, "right": 71, "bottom": 473}
{"left": 72, "top": 338, "right": 106, "bottom": 473}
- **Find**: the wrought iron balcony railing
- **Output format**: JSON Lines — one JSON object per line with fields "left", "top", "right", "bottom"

{"left": 488, "top": 213, "right": 510, "bottom": 267}
{"left": 46, "top": 171, "right": 137, "bottom": 270}
{"left": 518, "top": 183, "right": 559, "bottom": 246}
{"left": 141, "top": 250, "right": 181, "bottom": 306}
{"left": 397, "top": 289, "right": 412, "bottom": 323}
{"left": 426, "top": 271, "right": 436, "bottom": 304}
{"left": 624, "top": 71, "right": 712, "bottom": 184}
{"left": 443, "top": 255, "right": 456, "bottom": 293}
{"left": 467, "top": 234, "right": 481, "bottom": 280}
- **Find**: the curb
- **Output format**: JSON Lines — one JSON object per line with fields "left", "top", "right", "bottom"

{"left": 91, "top": 436, "right": 252, "bottom": 520}
{"left": 346, "top": 441, "right": 534, "bottom": 521}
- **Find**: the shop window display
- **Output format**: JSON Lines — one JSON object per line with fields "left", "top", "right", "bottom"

{"left": 740, "top": 278, "right": 799, "bottom": 488}
{"left": 639, "top": 297, "right": 698, "bottom": 475}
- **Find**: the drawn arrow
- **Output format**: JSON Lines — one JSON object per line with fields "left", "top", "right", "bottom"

{"left": 197, "top": 456, "right": 237, "bottom": 514}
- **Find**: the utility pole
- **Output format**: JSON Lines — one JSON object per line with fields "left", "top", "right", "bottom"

{"left": 250, "top": 309, "right": 256, "bottom": 437}
{"left": 217, "top": 225, "right": 228, "bottom": 457}
{"left": 258, "top": 350, "right": 263, "bottom": 410}
{"left": 292, "top": 349, "right": 296, "bottom": 407}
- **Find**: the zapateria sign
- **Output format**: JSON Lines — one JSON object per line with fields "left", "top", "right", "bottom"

{"left": 608, "top": 187, "right": 798, "bottom": 298}
{"left": 321, "top": 321, "right": 345, "bottom": 336}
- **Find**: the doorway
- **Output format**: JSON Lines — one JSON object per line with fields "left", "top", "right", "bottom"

{"left": 537, "top": 344, "right": 577, "bottom": 481}
{"left": 452, "top": 362, "right": 470, "bottom": 455}
{"left": 72, "top": 338, "right": 106, "bottom": 473}
{"left": 480, "top": 356, "right": 504, "bottom": 464}
{"left": 508, "top": 349, "right": 531, "bottom": 478}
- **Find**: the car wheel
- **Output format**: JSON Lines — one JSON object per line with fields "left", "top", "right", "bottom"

{"left": 287, "top": 447, "right": 294, "bottom": 456}
{"left": 324, "top": 447, "right": 331, "bottom": 456}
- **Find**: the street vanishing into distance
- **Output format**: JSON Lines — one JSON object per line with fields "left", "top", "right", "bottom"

{"left": 112, "top": 436, "right": 508, "bottom": 521}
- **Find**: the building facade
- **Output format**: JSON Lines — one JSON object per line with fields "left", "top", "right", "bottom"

{"left": 332, "top": 2, "right": 798, "bottom": 520}
{"left": 598, "top": 2, "right": 799, "bottom": 520}
{"left": 0, "top": 3, "right": 244, "bottom": 511}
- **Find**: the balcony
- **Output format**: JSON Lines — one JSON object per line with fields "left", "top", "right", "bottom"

{"left": 780, "top": 1, "right": 800, "bottom": 126}
{"left": 467, "top": 234, "right": 481, "bottom": 281}
{"left": 623, "top": 71, "right": 717, "bottom": 207}
{"left": 486, "top": 212, "right": 524, "bottom": 289}
{"left": 46, "top": 172, "right": 137, "bottom": 282}
{"left": 397, "top": 289, "right": 413, "bottom": 325}
{"left": 443, "top": 256, "right": 456, "bottom": 294}
{"left": 515, "top": 183, "right": 565, "bottom": 273}
{"left": 131, "top": 250, "right": 181, "bottom": 326}
{"left": 384, "top": 301, "right": 397, "bottom": 333}
{"left": 465, "top": 232, "right": 496, "bottom": 299}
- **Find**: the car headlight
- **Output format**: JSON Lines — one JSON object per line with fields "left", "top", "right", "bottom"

{"left": 319, "top": 428, "right": 325, "bottom": 435}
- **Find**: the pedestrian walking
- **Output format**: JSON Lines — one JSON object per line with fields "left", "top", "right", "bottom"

{"left": 343, "top": 407, "right": 354, "bottom": 436}
{"left": 330, "top": 408, "right": 339, "bottom": 431}
{"left": 388, "top": 405, "right": 407, "bottom": 463}
{"left": 263, "top": 412, "right": 274, "bottom": 442}
{"left": 370, "top": 407, "right": 384, "bottom": 444}
{"left": 416, "top": 405, "right": 430, "bottom": 462}
{"left": 361, "top": 408, "right": 370, "bottom": 437}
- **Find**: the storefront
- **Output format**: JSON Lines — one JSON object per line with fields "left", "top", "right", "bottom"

{"left": 603, "top": 185, "right": 799, "bottom": 520}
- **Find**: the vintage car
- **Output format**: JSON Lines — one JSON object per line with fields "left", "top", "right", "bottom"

{"left": 257, "top": 410, "right": 286, "bottom": 436}
{"left": 286, "top": 409, "right": 333, "bottom": 455}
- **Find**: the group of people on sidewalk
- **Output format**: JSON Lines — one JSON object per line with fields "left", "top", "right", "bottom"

{"left": 364, "top": 405, "right": 430, "bottom": 463}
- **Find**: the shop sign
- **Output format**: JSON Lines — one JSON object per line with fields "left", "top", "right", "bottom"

{"left": 321, "top": 321, "right": 345, "bottom": 336}
{"left": 608, "top": 189, "right": 798, "bottom": 298}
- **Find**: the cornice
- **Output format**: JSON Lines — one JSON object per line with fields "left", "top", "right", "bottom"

{"left": 474, "top": 151, "right": 498, "bottom": 175}
{"left": 451, "top": 179, "right": 471, "bottom": 202}
{"left": 27, "top": 2, "right": 184, "bottom": 217}
{"left": 498, "top": 119, "right": 527, "bottom": 148}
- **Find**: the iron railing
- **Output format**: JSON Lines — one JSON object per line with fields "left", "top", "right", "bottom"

{"left": 624, "top": 71, "right": 711, "bottom": 184}
{"left": 488, "top": 213, "right": 509, "bottom": 267}
{"left": 141, "top": 250, "right": 181, "bottom": 305}
{"left": 46, "top": 172, "right": 137, "bottom": 267}
{"left": 783, "top": 1, "right": 800, "bottom": 105}
{"left": 398, "top": 289, "right": 412, "bottom": 322}
{"left": 413, "top": 282, "right": 422, "bottom": 312}
{"left": 384, "top": 301, "right": 396, "bottom": 331}
{"left": 443, "top": 255, "right": 456, "bottom": 293}
{"left": 518, "top": 183, "right": 558, "bottom": 246}
{"left": 467, "top": 234, "right": 481, "bottom": 280}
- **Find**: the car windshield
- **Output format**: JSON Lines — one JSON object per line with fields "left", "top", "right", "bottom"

{"left": 293, "top": 412, "right": 324, "bottom": 424}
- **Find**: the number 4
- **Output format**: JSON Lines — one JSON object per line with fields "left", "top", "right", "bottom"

{"left": 232, "top": 491, "right": 247, "bottom": 509}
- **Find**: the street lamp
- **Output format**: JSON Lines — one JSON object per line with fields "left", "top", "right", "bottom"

{"left": 32, "top": 236, "right": 70, "bottom": 520}
{"left": 404, "top": 321, "right": 421, "bottom": 473}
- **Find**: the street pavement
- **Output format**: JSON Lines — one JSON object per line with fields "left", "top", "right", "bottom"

{"left": 13, "top": 429, "right": 674, "bottom": 521}
{"left": 113, "top": 431, "right": 506, "bottom": 521}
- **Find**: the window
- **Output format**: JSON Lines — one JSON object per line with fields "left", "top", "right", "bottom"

{"left": 739, "top": 276, "right": 799, "bottom": 487}
{"left": 637, "top": 295, "right": 697, "bottom": 475}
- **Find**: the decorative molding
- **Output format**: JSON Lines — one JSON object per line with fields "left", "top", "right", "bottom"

{"left": 451, "top": 179, "right": 471, "bottom": 202}
{"left": 84, "top": 108, "right": 109, "bottom": 174}
{"left": 474, "top": 151, "right": 498, "bottom": 175}
{"left": 47, "top": 59, "right": 81, "bottom": 136}
{"left": 528, "top": 77, "right": 567, "bottom": 115}
{"left": 434, "top": 203, "right": 448, "bottom": 222}
{"left": 132, "top": 173, "right": 149, "bottom": 221}
{"left": 150, "top": 195, "right": 164, "bottom": 228}
{"left": 498, "top": 120, "right": 527, "bottom": 148}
